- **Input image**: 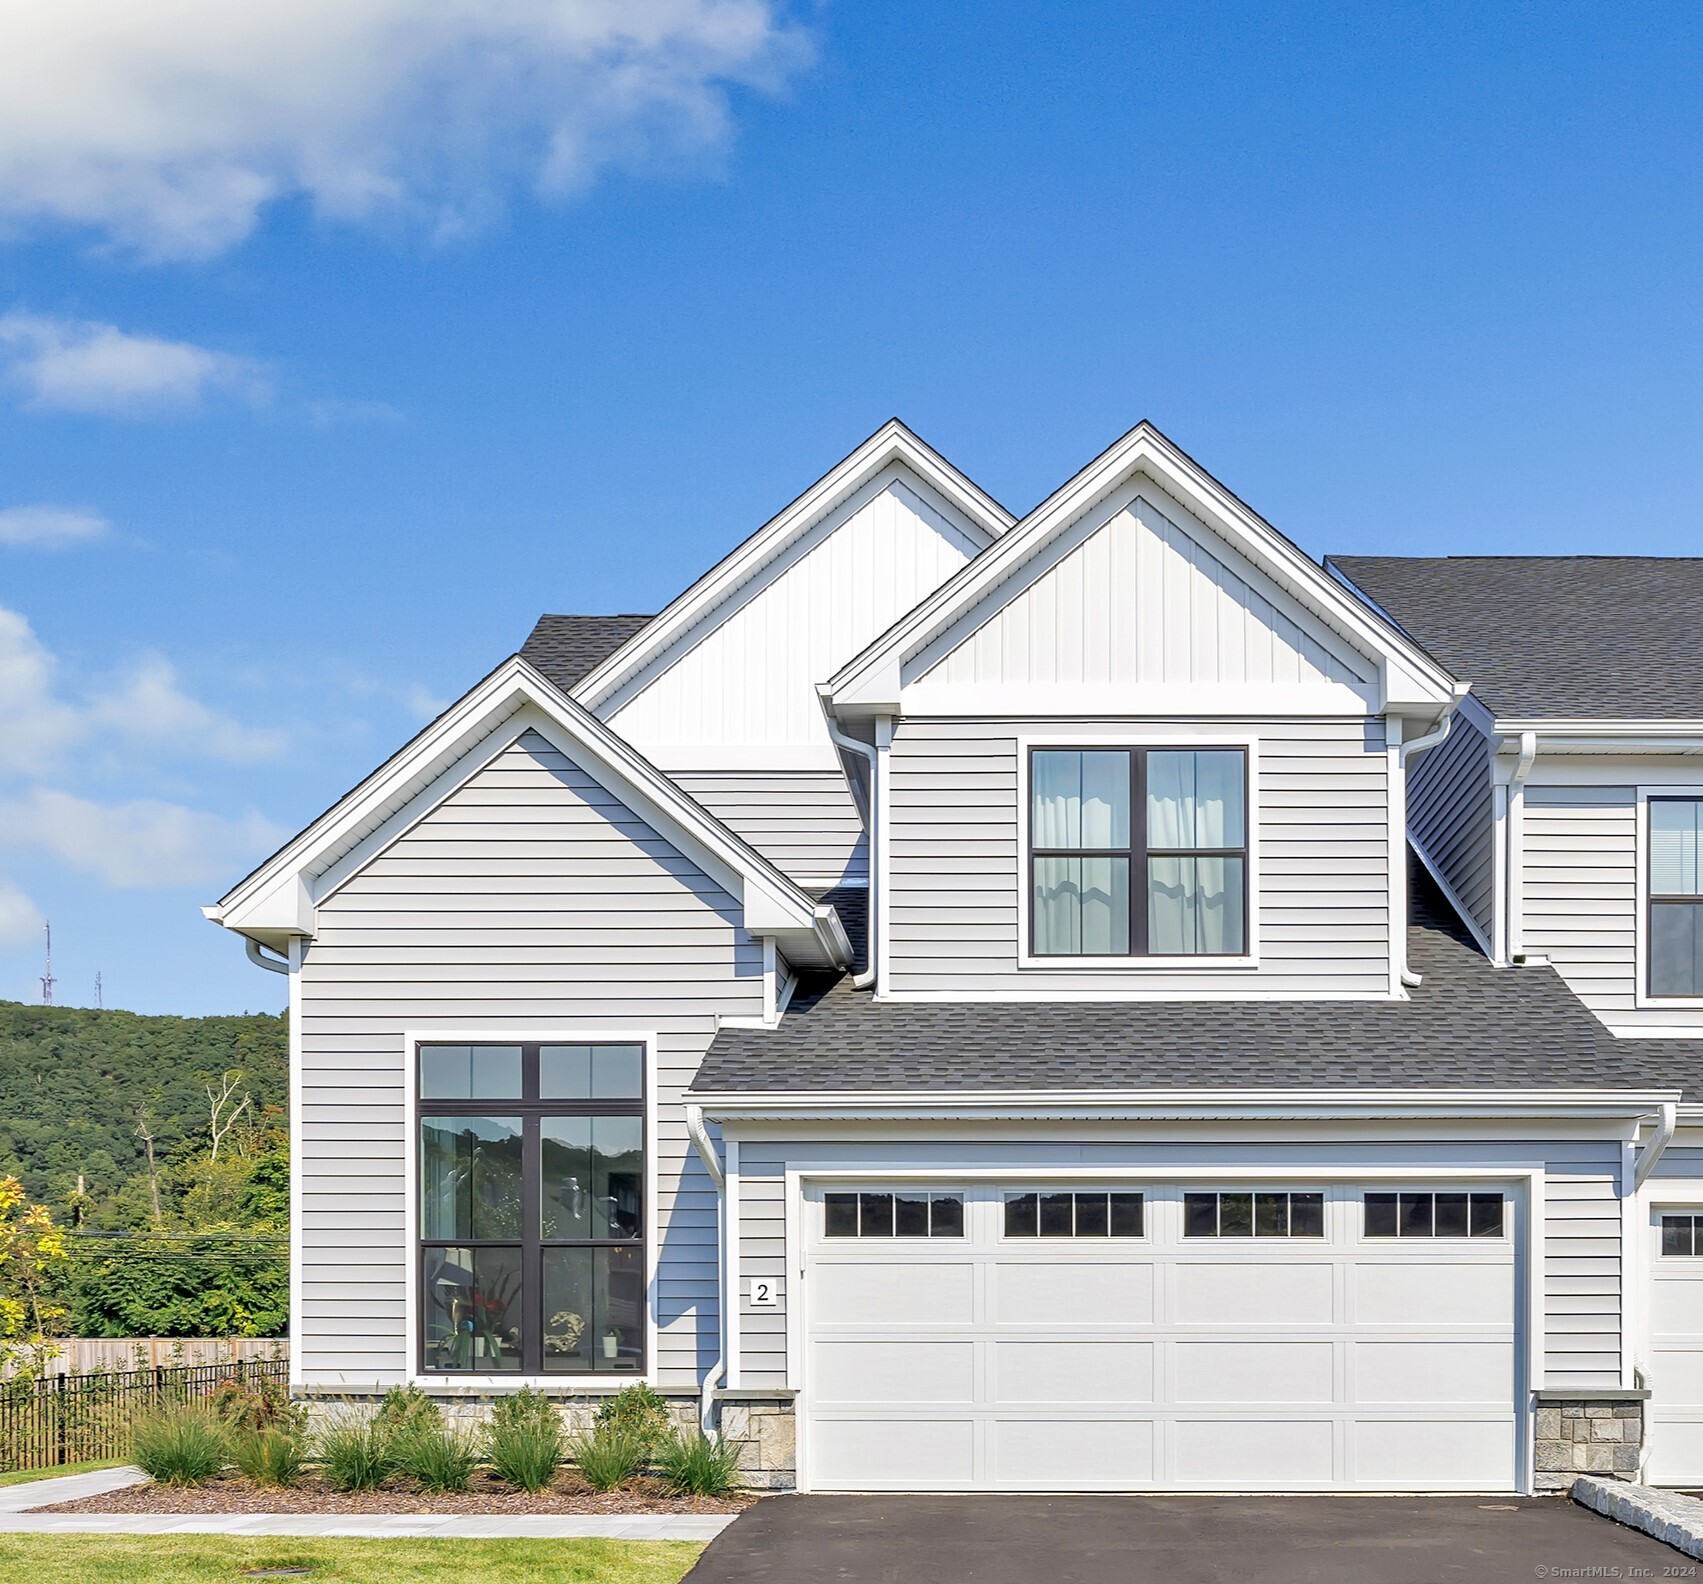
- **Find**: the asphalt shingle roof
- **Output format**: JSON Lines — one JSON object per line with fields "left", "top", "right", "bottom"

{"left": 1328, "top": 556, "right": 1703, "bottom": 721}
{"left": 521, "top": 614, "right": 653, "bottom": 691}
{"left": 696, "top": 860, "right": 1703, "bottom": 1098}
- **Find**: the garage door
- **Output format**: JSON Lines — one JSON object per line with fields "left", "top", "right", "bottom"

{"left": 800, "top": 1181, "right": 1519, "bottom": 1492}
{"left": 1646, "top": 1205, "right": 1703, "bottom": 1485}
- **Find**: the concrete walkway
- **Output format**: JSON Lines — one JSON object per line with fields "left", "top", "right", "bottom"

{"left": 0, "top": 1467, "right": 736, "bottom": 1539}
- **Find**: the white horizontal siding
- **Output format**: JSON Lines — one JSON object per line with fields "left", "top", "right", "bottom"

{"left": 605, "top": 465, "right": 982, "bottom": 750}
{"left": 1408, "top": 709, "right": 1495, "bottom": 942}
{"left": 297, "top": 730, "right": 763, "bottom": 1390}
{"left": 732, "top": 1136, "right": 1622, "bottom": 1392}
{"left": 885, "top": 717, "right": 1391, "bottom": 996}
{"left": 671, "top": 769, "right": 867, "bottom": 889}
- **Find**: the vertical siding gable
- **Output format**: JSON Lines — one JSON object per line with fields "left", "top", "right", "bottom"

{"left": 921, "top": 491, "right": 1370, "bottom": 690}
{"left": 296, "top": 729, "right": 764, "bottom": 1387}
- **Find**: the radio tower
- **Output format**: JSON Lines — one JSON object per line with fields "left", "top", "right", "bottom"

{"left": 95, "top": 970, "right": 103, "bottom": 1010}
{"left": 40, "top": 921, "right": 55, "bottom": 1006}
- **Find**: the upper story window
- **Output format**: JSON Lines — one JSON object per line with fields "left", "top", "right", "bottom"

{"left": 418, "top": 1042, "right": 645, "bottom": 1376}
{"left": 1650, "top": 799, "right": 1703, "bottom": 998}
{"left": 1029, "top": 747, "right": 1247, "bottom": 957}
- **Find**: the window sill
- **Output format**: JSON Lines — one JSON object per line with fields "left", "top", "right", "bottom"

{"left": 1016, "top": 954, "right": 1261, "bottom": 972}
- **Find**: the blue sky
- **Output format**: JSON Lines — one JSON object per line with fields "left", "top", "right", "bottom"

{"left": 1, "top": 1, "right": 1700, "bottom": 1015}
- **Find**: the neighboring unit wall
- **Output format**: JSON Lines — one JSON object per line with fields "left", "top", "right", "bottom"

{"left": 884, "top": 717, "right": 1391, "bottom": 997}
{"left": 296, "top": 729, "right": 764, "bottom": 1389}
{"left": 670, "top": 769, "right": 867, "bottom": 891}
{"left": 730, "top": 1133, "right": 1625, "bottom": 1392}
{"left": 1408, "top": 708, "right": 1495, "bottom": 947}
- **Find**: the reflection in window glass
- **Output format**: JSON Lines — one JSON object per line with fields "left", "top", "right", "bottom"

{"left": 1005, "top": 1190, "right": 1144, "bottom": 1238}
{"left": 1663, "top": 1215, "right": 1701, "bottom": 1257}
{"left": 420, "top": 1117, "right": 523, "bottom": 1240}
{"left": 540, "top": 1116, "right": 643, "bottom": 1240}
{"left": 419, "top": 1045, "right": 522, "bottom": 1100}
{"left": 542, "top": 1245, "right": 645, "bottom": 1372}
{"left": 422, "top": 1245, "right": 524, "bottom": 1371}
{"left": 539, "top": 1044, "right": 644, "bottom": 1100}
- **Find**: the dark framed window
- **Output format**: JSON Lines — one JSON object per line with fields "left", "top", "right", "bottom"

{"left": 1029, "top": 747, "right": 1248, "bottom": 957}
{"left": 1363, "top": 1191, "right": 1503, "bottom": 1239}
{"left": 824, "top": 1190, "right": 964, "bottom": 1238}
{"left": 1661, "top": 1214, "right": 1703, "bottom": 1256}
{"left": 418, "top": 1042, "right": 645, "bottom": 1375}
{"left": 1183, "top": 1191, "right": 1323, "bottom": 1238}
{"left": 1003, "top": 1191, "right": 1144, "bottom": 1238}
{"left": 1650, "top": 799, "right": 1703, "bottom": 997}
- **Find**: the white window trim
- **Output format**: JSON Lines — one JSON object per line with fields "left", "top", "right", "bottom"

{"left": 1014, "top": 731, "right": 1262, "bottom": 970}
{"left": 1634, "top": 786, "right": 1703, "bottom": 1011}
{"left": 400, "top": 1026, "right": 660, "bottom": 1392}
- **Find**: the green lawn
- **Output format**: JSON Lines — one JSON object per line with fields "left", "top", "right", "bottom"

{"left": 0, "top": 1459, "right": 125, "bottom": 1488}
{"left": 0, "top": 1535, "right": 705, "bottom": 1584}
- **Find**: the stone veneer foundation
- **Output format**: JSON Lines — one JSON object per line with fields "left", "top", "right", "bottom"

{"left": 714, "top": 1391, "right": 797, "bottom": 1490}
{"left": 1534, "top": 1390, "right": 1649, "bottom": 1491}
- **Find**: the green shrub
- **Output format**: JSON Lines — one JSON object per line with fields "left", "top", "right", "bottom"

{"left": 316, "top": 1413, "right": 392, "bottom": 1492}
{"left": 390, "top": 1421, "right": 479, "bottom": 1494}
{"left": 569, "top": 1422, "right": 647, "bottom": 1491}
{"left": 230, "top": 1426, "right": 305, "bottom": 1486}
{"left": 593, "top": 1383, "right": 671, "bottom": 1453}
{"left": 207, "top": 1377, "right": 305, "bottom": 1434}
{"left": 373, "top": 1384, "right": 444, "bottom": 1438}
{"left": 656, "top": 1430, "right": 742, "bottom": 1497}
{"left": 131, "top": 1406, "right": 226, "bottom": 1487}
{"left": 485, "top": 1389, "right": 564, "bottom": 1493}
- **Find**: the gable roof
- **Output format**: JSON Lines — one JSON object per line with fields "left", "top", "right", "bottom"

{"left": 694, "top": 856, "right": 1703, "bottom": 1100}
{"left": 206, "top": 655, "right": 850, "bottom": 970}
{"left": 569, "top": 419, "right": 1015, "bottom": 713}
{"left": 1329, "top": 556, "right": 1703, "bottom": 724}
{"left": 523, "top": 614, "right": 653, "bottom": 690}
{"left": 826, "top": 422, "right": 1458, "bottom": 717}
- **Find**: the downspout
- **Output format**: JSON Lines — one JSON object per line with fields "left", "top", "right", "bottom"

{"left": 245, "top": 938, "right": 290, "bottom": 975}
{"left": 685, "top": 1102, "right": 726, "bottom": 1436}
{"left": 1633, "top": 1102, "right": 1678, "bottom": 1480}
{"left": 1506, "top": 731, "right": 1538, "bottom": 963}
{"left": 1394, "top": 684, "right": 1470, "bottom": 987}
{"left": 819, "top": 692, "right": 879, "bottom": 990}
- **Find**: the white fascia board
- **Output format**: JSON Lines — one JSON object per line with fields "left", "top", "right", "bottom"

{"left": 825, "top": 422, "right": 1458, "bottom": 714}
{"left": 212, "top": 657, "right": 846, "bottom": 967}
{"left": 570, "top": 419, "right": 1012, "bottom": 715}
{"left": 692, "top": 1086, "right": 1682, "bottom": 1123}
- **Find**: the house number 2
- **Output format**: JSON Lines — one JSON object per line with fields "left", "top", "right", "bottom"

{"left": 749, "top": 1279, "right": 778, "bottom": 1307}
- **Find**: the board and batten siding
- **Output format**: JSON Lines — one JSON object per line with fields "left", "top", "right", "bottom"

{"left": 884, "top": 717, "right": 1391, "bottom": 996}
{"left": 296, "top": 729, "right": 764, "bottom": 1389}
{"left": 731, "top": 1136, "right": 1624, "bottom": 1392}
{"left": 669, "top": 769, "right": 867, "bottom": 891}
{"left": 1407, "top": 709, "right": 1495, "bottom": 946}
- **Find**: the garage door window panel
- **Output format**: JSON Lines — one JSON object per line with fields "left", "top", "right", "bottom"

{"left": 1003, "top": 1191, "right": 1144, "bottom": 1239}
{"left": 1662, "top": 1214, "right": 1703, "bottom": 1256}
{"left": 825, "top": 1191, "right": 964, "bottom": 1238}
{"left": 1184, "top": 1191, "right": 1323, "bottom": 1238}
{"left": 1364, "top": 1192, "right": 1504, "bottom": 1239}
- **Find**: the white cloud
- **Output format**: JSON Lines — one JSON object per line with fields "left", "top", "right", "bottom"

{"left": 0, "top": 1, "right": 811, "bottom": 261}
{"left": 0, "top": 788, "right": 285, "bottom": 889}
{"left": 0, "top": 312, "right": 266, "bottom": 416}
{"left": 0, "top": 606, "right": 286, "bottom": 778}
{"left": 0, "top": 503, "right": 112, "bottom": 548}
{"left": 0, "top": 877, "right": 43, "bottom": 947}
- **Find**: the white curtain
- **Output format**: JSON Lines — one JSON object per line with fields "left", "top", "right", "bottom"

{"left": 1652, "top": 800, "right": 1703, "bottom": 896}
{"left": 1147, "top": 749, "right": 1244, "bottom": 849}
{"left": 1148, "top": 855, "right": 1245, "bottom": 954}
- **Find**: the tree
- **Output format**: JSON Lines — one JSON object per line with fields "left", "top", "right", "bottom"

{"left": 0, "top": 1175, "right": 69, "bottom": 1380}
{"left": 203, "top": 1070, "right": 252, "bottom": 1162}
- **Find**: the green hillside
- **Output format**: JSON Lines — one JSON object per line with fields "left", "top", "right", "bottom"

{"left": 0, "top": 1002, "right": 290, "bottom": 1337}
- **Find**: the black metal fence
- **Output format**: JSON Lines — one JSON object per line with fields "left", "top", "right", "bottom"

{"left": 0, "top": 1356, "right": 290, "bottom": 1473}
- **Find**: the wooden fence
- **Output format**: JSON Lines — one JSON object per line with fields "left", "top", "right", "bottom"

{"left": 0, "top": 1356, "right": 290, "bottom": 1473}
{"left": 5, "top": 1338, "right": 289, "bottom": 1380}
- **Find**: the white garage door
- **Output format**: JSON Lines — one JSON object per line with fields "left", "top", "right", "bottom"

{"left": 800, "top": 1181, "right": 1519, "bottom": 1492}
{"left": 1646, "top": 1205, "right": 1703, "bottom": 1485}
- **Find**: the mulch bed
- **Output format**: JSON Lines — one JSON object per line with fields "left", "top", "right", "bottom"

{"left": 33, "top": 1470, "right": 760, "bottom": 1516}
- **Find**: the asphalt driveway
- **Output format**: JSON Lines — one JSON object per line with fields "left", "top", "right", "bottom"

{"left": 684, "top": 1493, "right": 1689, "bottom": 1584}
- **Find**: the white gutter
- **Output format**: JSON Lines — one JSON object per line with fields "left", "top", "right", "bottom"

{"left": 1634, "top": 1101, "right": 1679, "bottom": 1190}
{"left": 1395, "top": 684, "right": 1471, "bottom": 987}
{"left": 819, "top": 689, "right": 879, "bottom": 990}
{"left": 245, "top": 938, "right": 290, "bottom": 976}
{"left": 1506, "top": 730, "right": 1538, "bottom": 963}
{"left": 684, "top": 1103, "right": 726, "bottom": 1437}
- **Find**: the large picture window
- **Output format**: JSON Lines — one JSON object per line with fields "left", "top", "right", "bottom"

{"left": 1650, "top": 799, "right": 1703, "bottom": 998}
{"left": 418, "top": 1042, "right": 645, "bottom": 1375}
{"left": 1029, "top": 747, "right": 1248, "bottom": 957}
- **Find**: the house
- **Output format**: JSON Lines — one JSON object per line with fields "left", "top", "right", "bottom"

{"left": 206, "top": 420, "right": 1703, "bottom": 1495}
